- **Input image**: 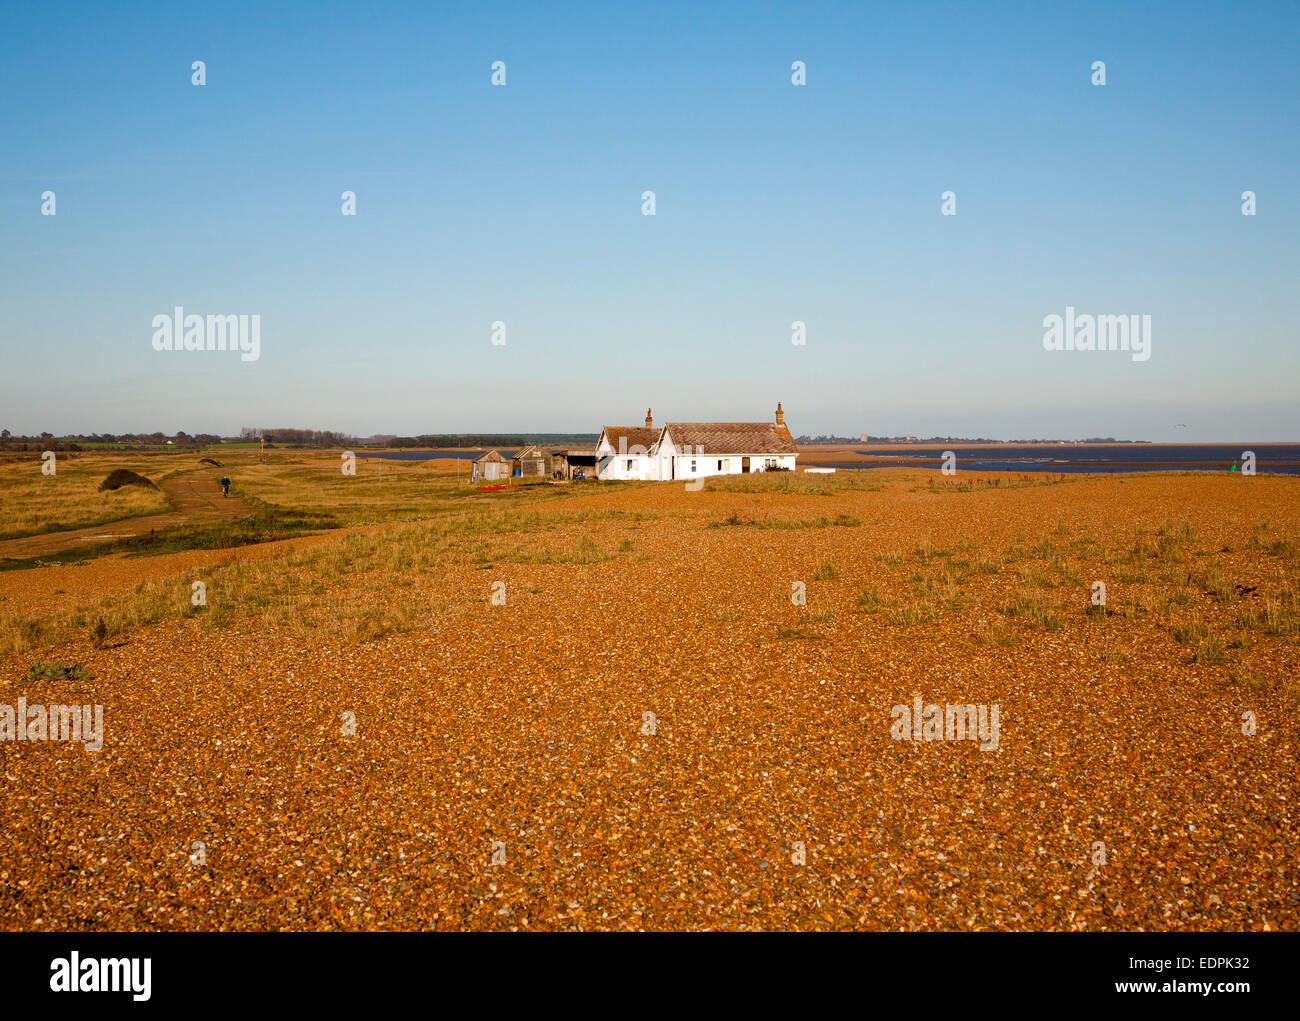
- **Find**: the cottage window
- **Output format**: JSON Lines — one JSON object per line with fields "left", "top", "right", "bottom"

{"left": 625, "top": 459, "right": 634, "bottom": 471}
{"left": 690, "top": 460, "right": 697, "bottom": 472}
{"left": 717, "top": 460, "right": 724, "bottom": 471}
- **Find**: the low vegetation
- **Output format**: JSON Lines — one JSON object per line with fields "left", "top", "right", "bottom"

{"left": 98, "top": 469, "right": 158, "bottom": 491}
{"left": 1, "top": 457, "right": 1296, "bottom": 720}
{"left": 21, "top": 662, "right": 92, "bottom": 683}
{"left": 0, "top": 454, "right": 171, "bottom": 540}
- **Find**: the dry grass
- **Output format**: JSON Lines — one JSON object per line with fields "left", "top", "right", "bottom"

{"left": 0, "top": 455, "right": 171, "bottom": 539}
{"left": 229, "top": 452, "right": 570, "bottom": 526}
{"left": 999, "top": 589, "right": 1063, "bottom": 630}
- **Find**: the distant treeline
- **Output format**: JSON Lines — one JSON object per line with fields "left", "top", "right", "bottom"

{"left": 239, "top": 428, "right": 358, "bottom": 447}
{"left": 0, "top": 427, "right": 602, "bottom": 451}
{"left": 0, "top": 431, "right": 224, "bottom": 451}
{"left": 384, "top": 433, "right": 598, "bottom": 448}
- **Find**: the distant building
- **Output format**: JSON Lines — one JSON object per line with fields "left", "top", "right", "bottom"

{"left": 471, "top": 449, "right": 509, "bottom": 482}
{"left": 595, "top": 410, "right": 661, "bottom": 481}
{"left": 555, "top": 448, "right": 597, "bottom": 480}
{"left": 512, "top": 443, "right": 555, "bottom": 478}
{"left": 595, "top": 404, "right": 799, "bottom": 481}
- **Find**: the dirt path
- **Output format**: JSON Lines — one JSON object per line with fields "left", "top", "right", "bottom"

{"left": 0, "top": 470, "right": 255, "bottom": 560}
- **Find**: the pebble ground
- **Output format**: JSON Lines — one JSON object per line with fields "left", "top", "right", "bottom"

{"left": 1, "top": 471, "right": 1296, "bottom": 930}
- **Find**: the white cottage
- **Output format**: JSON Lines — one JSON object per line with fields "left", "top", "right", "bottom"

{"left": 657, "top": 404, "right": 799, "bottom": 481}
{"left": 595, "top": 410, "right": 661, "bottom": 481}
{"left": 596, "top": 405, "right": 799, "bottom": 482}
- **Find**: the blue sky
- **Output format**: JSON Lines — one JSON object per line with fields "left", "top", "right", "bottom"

{"left": 1, "top": 0, "right": 1296, "bottom": 440}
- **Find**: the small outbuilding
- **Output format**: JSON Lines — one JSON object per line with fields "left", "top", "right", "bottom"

{"left": 555, "top": 448, "right": 598, "bottom": 480}
{"left": 513, "top": 443, "right": 555, "bottom": 478}
{"left": 471, "top": 449, "right": 509, "bottom": 483}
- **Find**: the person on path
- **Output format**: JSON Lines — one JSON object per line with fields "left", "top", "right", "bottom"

{"left": 220, "top": 476, "right": 231, "bottom": 497}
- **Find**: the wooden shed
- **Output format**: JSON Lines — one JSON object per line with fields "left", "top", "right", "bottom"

{"left": 512, "top": 443, "right": 554, "bottom": 478}
{"left": 472, "top": 449, "right": 509, "bottom": 483}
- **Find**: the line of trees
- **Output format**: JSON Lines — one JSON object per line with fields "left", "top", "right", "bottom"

{"left": 0, "top": 430, "right": 225, "bottom": 450}
{"left": 239, "top": 427, "right": 358, "bottom": 447}
{"left": 0, "top": 427, "right": 603, "bottom": 451}
{"left": 385, "top": 434, "right": 597, "bottom": 448}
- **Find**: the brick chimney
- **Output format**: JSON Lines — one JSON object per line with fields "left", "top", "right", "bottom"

{"left": 645, "top": 408, "right": 653, "bottom": 428}
{"left": 775, "top": 402, "right": 785, "bottom": 426}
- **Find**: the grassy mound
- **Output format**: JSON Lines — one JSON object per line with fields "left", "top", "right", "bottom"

{"left": 200, "top": 457, "right": 221, "bottom": 466}
{"left": 98, "top": 469, "right": 158, "bottom": 492}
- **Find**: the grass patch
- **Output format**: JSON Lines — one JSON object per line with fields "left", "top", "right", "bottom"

{"left": 892, "top": 602, "right": 939, "bottom": 626}
{"left": 973, "top": 622, "right": 1019, "bottom": 647}
{"left": 1192, "top": 635, "right": 1228, "bottom": 665}
{"left": 703, "top": 472, "right": 884, "bottom": 496}
{"left": 1170, "top": 619, "right": 1207, "bottom": 645}
{"left": 1235, "top": 588, "right": 1299, "bottom": 636}
{"left": 999, "top": 590, "right": 1063, "bottom": 630}
{"left": 708, "top": 513, "right": 860, "bottom": 529}
{"left": 22, "top": 662, "right": 92, "bottom": 683}
{"left": 856, "top": 587, "right": 885, "bottom": 613}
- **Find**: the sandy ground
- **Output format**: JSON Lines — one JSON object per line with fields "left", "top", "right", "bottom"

{"left": 0, "top": 470, "right": 1296, "bottom": 930}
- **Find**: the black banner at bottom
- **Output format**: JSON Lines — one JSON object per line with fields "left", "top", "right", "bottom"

{"left": 0, "top": 932, "right": 1289, "bottom": 1009}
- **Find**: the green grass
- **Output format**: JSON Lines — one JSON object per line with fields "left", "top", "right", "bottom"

{"left": 21, "top": 662, "right": 93, "bottom": 683}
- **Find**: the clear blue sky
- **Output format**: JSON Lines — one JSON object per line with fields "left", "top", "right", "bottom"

{"left": 2, "top": 0, "right": 1296, "bottom": 440}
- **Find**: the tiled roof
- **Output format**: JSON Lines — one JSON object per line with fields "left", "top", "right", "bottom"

{"left": 601, "top": 427, "right": 661, "bottom": 453}
{"left": 664, "top": 423, "right": 799, "bottom": 455}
